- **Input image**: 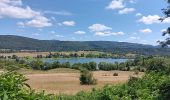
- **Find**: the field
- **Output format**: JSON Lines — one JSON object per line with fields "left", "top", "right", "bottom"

{"left": 0, "top": 51, "right": 104, "bottom": 57}
{"left": 0, "top": 52, "right": 50, "bottom": 57}
{"left": 0, "top": 51, "right": 136, "bottom": 58}
{"left": 25, "top": 68, "right": 144, "bottom": 95}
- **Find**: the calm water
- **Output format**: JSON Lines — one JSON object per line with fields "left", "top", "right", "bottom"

{"left": 44, "top": 58, "right": 130, "bottom": 64}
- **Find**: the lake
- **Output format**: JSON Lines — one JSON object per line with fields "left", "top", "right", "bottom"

{"left": 44, "top": 58, "right": 130, "bottom": 64}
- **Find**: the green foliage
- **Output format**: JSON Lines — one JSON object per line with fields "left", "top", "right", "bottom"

{"left": 98, "top": 62, "right": 117, "bottom": 71}
{"left": 159, "top": 0, "right": 170, "bottom": 46}
{"left": 0, "top": 72, "right": 29, "bottom": 100}
{"left": 80, "top": 70, "right": 97, "bottom": 85}
{"left": 146, "top": 57, "right": 166, "bottom": 72}
{"left": 82, "top": 62, "right": 97, "bottom": 71}
{"left": 30, "top": 60, "right": 44, "bottom": 70}
{"left": 0, "top": 59, "right": 23, "bottom": 71}
{"left": 0, "top": 72, "right": 58, "bottom": 100}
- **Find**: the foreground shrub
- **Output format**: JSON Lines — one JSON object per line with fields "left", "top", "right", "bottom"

{"left": 0, "top": 72, "right": 30, "bottom": 100}
{"left": 80, "top": 70, "right": 97, "bottom": 85}
{"left": 0, "top": 72, "right": 57, "bottom": 100}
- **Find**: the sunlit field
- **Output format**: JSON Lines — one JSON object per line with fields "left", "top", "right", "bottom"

{"left": 24, "top": 68, "right": 144, "bottom": 94}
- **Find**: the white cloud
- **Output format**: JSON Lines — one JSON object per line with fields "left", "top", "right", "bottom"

{"left": 32, "top": 33, "right": 40, "bottom": 36}
{"left": 0, "top": 0, "right": 22, "bottom": 6}
{"left": 128, "top": 36, "right": 140, "bottom": 40}
{"left": 62, "top": 21, "right": 75, "bottom": 26}
{"left": 106, "top": 0, "right": 124, "bottom": 10}
{"left": 161, "top": 29, "right": 166, "bottom": 32}
{"left": 0, "top": 5, "right": 40, "bottom": 19}
{"left": 18, "top": 16, "right": 52, "bottom": 28}
{"left": 55, "top": 34, "right": 64, "bottom": 38}
{"left": 138, "top": 15, "right": 170, "bottom": 24}
{"left": 50, "top": 31, "right": 56, "bottom": 34}
{"left": 127, "top": 37, "right": 152, "bottom": 45}
{"left": 89, "top": 23, "right": 124, "bottom": 37}
{"left": 44, "top": 11, "right": 72, "bottom": 16}
{"left": 162, "top": 17, "right": 170, "bottom": 23}
{"left": 135, "top": 13, "right": 142, "bottom": 16}
{"left": 0, "top": 0, "right": 52, "bottom": 28}
{"left": 88, "top": 24, "right": 112, "bottom": 32}
{"left": 17, "top": 22, "right": 25, "bottom": 27}
{"left": 129, "top": 0, "right": 135, "bottom": 4}
{"left": 49, "top": 31, "right": 64, "bottom": 38}
{"left": 74, "top": 31, "right": 86, "bottom": 35}
{"left": 119, "top": 8, "right": 135, "bottom": 14}
{"left": 95, "top": 31, "right": 124, "bottom": 36}
{"left": 139, "top": 28, "right": 152, "bottom": 34}
{"left": 0, "top": 0, "right": 39, "bottom": 19}
{"left": 71, "top": 37, "right": 76, "bottom": 40}
{"left": 106, "top": 0, "right": 136, "bottom": 15}
{"left": 138, "top": 15, "right": 160, "bottom": 24}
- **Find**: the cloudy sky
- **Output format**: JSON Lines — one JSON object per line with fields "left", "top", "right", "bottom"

{"left": 0, "top": 0, "right": 169, "bottom": 45}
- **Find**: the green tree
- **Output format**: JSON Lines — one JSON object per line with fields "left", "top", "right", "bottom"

{"left": 146, "top": 58, "right": 166, "bottom": 73}
{"left": 79, "top": 69, "right": 97, "bottom": 85}
{"left": 30, "top": 60, "right": 44, "bottom": 70}
{"left": 51, "top": 61, "right": 60, "bottom": 69}
{"left": 159, "top": 0, "right": 170, "bottom": 46}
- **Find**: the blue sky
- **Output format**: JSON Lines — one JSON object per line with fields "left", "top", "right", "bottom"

{"left": 0, "top": 0, "right": 169, "bottom": 45}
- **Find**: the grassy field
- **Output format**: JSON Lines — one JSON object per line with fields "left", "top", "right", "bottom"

{"left": 24, "top": 68, "right": 144, "bottom": 95}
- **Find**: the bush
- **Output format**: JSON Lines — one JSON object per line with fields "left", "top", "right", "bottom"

{"left": 0, "top": 72, "right": 57, "bottom": 100}
{"left": 0, "top": 72, "right": 30, "bottom": 99}
{"left": 113, "top": 72, "right": 118, "bottom": 76}
{"left": 146, "top": 58, "right": 166, "bottom": 73}
{"left": 79, "top": 70, "right": 97, "bottom": 85}
{"left": 30, "top": 60, "right": 44, "bottom": 70}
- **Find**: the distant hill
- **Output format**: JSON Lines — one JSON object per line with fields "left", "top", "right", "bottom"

{"left": 0, "top": 35, "right": 170, "bottom": 55}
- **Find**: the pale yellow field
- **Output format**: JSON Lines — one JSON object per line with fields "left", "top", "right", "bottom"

{"left": 25, "top": 69, "right": 144, "bottom": 95}
{"left": 0, "top": 52, "right": 50, "bottom": 57}
{"left": 0, "top": 51, "right": 103, "bottom": 57}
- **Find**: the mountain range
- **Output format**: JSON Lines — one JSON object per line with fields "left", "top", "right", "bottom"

{"left": 0, "top": 35, "right": 170, "bottom": 55}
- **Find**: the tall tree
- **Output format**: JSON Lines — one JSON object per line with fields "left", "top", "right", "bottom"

{"left": 159, "top": 0, "right": 170, "bottom": 47}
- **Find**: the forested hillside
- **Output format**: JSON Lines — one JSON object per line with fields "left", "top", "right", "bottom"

{"left": 0, "top": 35, "right": 170, "bottom": 55}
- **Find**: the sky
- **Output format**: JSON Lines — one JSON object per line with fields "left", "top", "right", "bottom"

{"left": 0, "top": 0, "right": 169, "bottom": 45}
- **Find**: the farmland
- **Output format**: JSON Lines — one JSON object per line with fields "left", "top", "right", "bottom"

{"left": 0, "top": 51, "right": 137, "bottom": 58}
{"left": 25, "top": 69, "right": 143, "bottom": 94}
